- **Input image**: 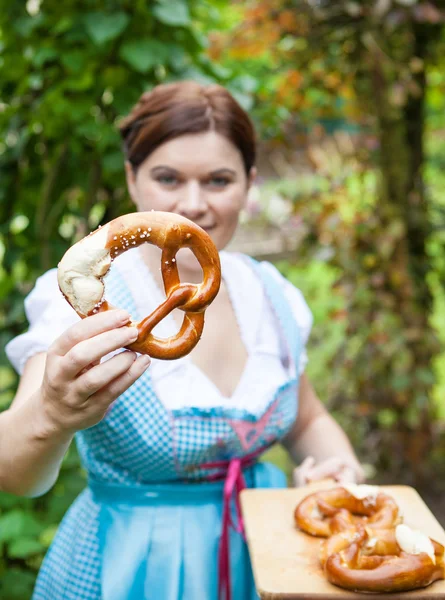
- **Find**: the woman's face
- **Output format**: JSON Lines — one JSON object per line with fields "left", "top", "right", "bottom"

{"left": 125, "top": 131, "right": 255, "bottom": 253}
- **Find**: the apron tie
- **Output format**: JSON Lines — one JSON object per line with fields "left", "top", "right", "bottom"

{"left": 199, "top": 445, "right": 269, "bottom": 600}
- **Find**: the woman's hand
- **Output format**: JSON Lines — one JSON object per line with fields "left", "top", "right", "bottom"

{"left": 36, "top": 309, "right": 151, "bottom": 437}
{"left": 293, "top": 456, "right": 366, "bottom": 487}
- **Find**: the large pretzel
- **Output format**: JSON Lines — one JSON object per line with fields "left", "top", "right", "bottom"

{"left": 294, "top": 485, "right": 400, "bottom": 538}
{"left": 57, "top": 211, "right": 221, "bottom": 360}
{"left": 324, "top": 523, "right": 445, "bottom": 593}
{"left": 319, "top": 516, "right": 418, "bottom": 568}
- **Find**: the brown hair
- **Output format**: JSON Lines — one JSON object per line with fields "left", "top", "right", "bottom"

{"left": 118, "top": 81, "right": 256, "bottom": 175}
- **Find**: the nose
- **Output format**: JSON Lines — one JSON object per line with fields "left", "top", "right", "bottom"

{"left": 177, "top": 180, "right": 207, "bottom": 218}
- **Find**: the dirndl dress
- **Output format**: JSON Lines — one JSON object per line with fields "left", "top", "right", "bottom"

{"left": 7, "top": 252, "right": 308, "bottom": 600}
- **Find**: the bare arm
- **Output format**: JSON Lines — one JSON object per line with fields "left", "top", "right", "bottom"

{"left": 0, "top": 309, "right": 150, "bottom": 497}
{"left": 282, "top": 373, "right": 364, "bottom": 485}
{"left": 0, "top": 353, "right": 73, "bottom": 497}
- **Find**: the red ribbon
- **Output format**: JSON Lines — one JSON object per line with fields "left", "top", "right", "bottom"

{"left": 199, "top": 446, "right": 269, "bottom": 600}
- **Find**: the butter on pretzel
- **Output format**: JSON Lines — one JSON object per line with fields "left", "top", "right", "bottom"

{"left": 324, "top": 523, "right": 445, "bottom": 593}
{"left": 295, "top": 485, "right": 445, "bottom": 593}
{"left": 57, "top": 211, "right": 221, "bottom": 360}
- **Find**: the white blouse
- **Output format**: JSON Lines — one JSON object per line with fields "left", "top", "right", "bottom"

{"left": 6, "top": 250, "right": 313, "bottom": 415}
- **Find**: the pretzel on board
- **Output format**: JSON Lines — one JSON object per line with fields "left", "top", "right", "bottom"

{"left": 294, "top": 484, "right": 445, "bottom": 593}
{"left": 294, "top": 485, "right": 400, "bottom": 538}
{"left": 324, "top": 523, "right": 445, "bottom": 593}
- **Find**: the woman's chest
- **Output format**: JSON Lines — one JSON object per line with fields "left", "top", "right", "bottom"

{"left": 173, "top": 285, "right": 249, "bottom": 398}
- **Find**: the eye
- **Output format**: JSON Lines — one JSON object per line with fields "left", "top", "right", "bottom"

{"left": 207, "top": 176, "right": 231, "bottom": 188}
{"left": 155, "top": 173, "right": 179, "bottom": 186}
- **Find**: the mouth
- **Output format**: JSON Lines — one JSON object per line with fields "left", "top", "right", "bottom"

{"left": 197, "top": 224, "right": 216, "bottom": 234}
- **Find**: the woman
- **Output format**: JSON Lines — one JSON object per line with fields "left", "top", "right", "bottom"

{"left": 4, "top": 81, "right": 364, "bottom": 600}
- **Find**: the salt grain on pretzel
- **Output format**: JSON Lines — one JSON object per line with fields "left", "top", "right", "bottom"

{"left": 294, "top": 484, "right": 400, "bottom": 538}
{"left": 57, "top": 211, "right": 221, "bottom": 360}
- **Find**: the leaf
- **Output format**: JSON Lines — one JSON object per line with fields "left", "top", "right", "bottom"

{"left": 52, "top": 16, "right": 73, "bottom": 35}
{"left": 119, "top": 39, "right": 170, "bottom": 73}
{"left": 40, "top": 524, "right": 58, "bottom": 548}
{"left": 345, "top": 2, "right": 362, "bottom": 17}
{"left": 415, "top": 368, "right": 436, "bottom": 386}
{"left": 32, "top": 47, "right": 57, "bottom": 68}
{"left": 61, "top": 51, "right": 87, "bottom": 73}
{"left": 207, "top": 61, "right": 232, "bottom": 80}
{"left": 153, "top": 0, "right": 191, "bottom": 26}
{"left": 391, "top": 374, "right": 411, "bottom": 392}
{"left": 13, "top": 15, "right": 44, "bottom": 37}
{"left": 377, "top": 408, "right": 399, "bottom": 429}
{"left": 84, "top": 12, "right": 130, "bottom": 45}
{"left": 0, "top": 568, "right": 36, "bottom": 600}
{"left": 167, "top": 44, "right": 187, "bottom": 70}
{"left": 102, "top": 65, "right": 129, "bottom": 88}
{"left": 0, "top": 390, "right": 14, "bottom": 409}
{"left": 75, "top": 121, "right": 102, "bottom": 142}
{"left": 231, "top": 74, "right": 258, "bottom": 94}
{"left": 64, "top": 71, "right": 94, "bottom": 92}
{"left": 0, "top": 510, "right": 43, "bottom": 543}
{"left": 103, "top": 152, "right": 124, "bottom": 174}
{"left": 8, "top": 537, "right": 44, "bottom": 558}
{"left": 0, "top": 511, "right": 27, "bottom": 542}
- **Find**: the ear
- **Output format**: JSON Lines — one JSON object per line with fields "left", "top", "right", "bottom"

{"left": 125, "top": 160, "right": 139, "bottom": 205}
{"left": 247, "top": 166, "right": 257, "bottom": 190}
{"left": 241, "top": 166, "right": 257, "bottom": 209}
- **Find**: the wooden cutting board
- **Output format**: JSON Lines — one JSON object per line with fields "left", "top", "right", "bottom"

{"left": 240, "top": 481, "right": 445, "bottom": 599}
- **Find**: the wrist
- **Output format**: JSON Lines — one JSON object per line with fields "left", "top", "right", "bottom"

{"left": 30, "top": 390, "right": 75, "bottom": 444}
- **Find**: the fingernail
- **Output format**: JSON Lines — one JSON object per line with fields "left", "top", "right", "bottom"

{"left": 127, "top": 328, "right": 139, "bottom": 342}
{"left": 115, "top": 309, "right": 131, "bottom": 323}
{"left": 137, "top": 355, "right": 151, "bottom": 368}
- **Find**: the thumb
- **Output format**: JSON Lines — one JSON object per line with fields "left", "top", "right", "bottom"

{"left": 293, "top": 456, "right": 316, "bottom": 487}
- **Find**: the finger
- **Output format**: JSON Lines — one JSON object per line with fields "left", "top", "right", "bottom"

{"left": 299, "top": 456, "right": 316, "bottom": 473}
{"left": 52, "top": 309, "right": 132, "bottom": 356}
{"left": 293, "top": 456, "right": 315, "bottom": 487}
{"left": 305, "top": 456, "right": 345, "bottom": 482}
{"left": 335, "top": 466, "right": 357, "bottom": 484}
{"left": 336, "top": 464, "right": 365, "bottom": 484}
{"left": 62, "top": 326, "right": 139, "bottom": 378}
{"left": 90, "top": 354, "right": 151, "bottom": 408}
{"left": 293, "top": 468, "right": 308, "bottom": 487}
{"left": 356, "top": 466, "right": 366, "bottom": 483}
{"left": 79, "top": 358, "right": 101, "bottom": 375}
{"left": 75, "top": 351, "right": 138, "bottom": 397}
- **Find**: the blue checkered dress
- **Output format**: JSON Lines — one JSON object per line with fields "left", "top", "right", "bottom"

{"left": 32, "top": 259, "right": 302, "bottom": 600}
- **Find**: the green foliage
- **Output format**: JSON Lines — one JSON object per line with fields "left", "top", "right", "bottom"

{"left": 211, "top": 0, "right": 445, "bottom": 137}
{"left": 426, "top": 127, "right": 445, "bottom": 419}
{"left": 153, "top": 0, "right": 191, "bottom": 27}
{"left": 216, "top": 0, "right": 445, "bottom": 487}
{"left": 0, "top": 445, "right": 85, "bottom": 599}
{"left": 276, "top": 260, "right": 346, "bottom": 398}
{"left": 0, "top": 1, "right": 223, "bottom": 596}
{"left": 1, "top": 1, "right": 445, "bottom": 595}
{"left": 252, "top": 131, "right": 445, "bottom": 483}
